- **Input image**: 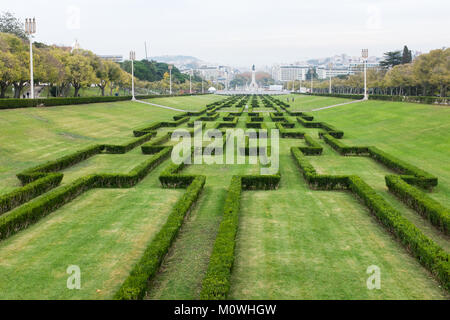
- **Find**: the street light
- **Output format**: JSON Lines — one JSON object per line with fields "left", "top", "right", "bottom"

{"left": 328, "top": 62, "right": 333, "bottom": 94}
{"left": 362, "top": 49, "right": 369, "bottom": 100}
{"left": 25, "top": 18, "right": 36, "bottom": 99}
{"left": 130, "top": 51, "right": 136, "bottom": 101}
{"left": 189, "top": 69, "right": 193, "bottom": 94}
{"left": 168, "top": 64, "right": 173, "bottom": 95}
{"left": 310, "top": 67, "right": 314, "bottom": 94}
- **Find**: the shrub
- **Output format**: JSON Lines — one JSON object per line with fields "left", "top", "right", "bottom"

{"left": 348, "top": 175, "right": 449, "bottom": 290}
{"left": 0, "top": 173, "right": 63, "bottom": 215}
{"left": 322, "top": 134, "right": 369, "bottom": 155}
{"left": 368, "top": 147, "right": 437, "bottom": 189}
{"left": 115, "top": 175, "right": 206, "bottom": 300}
{"left": 103, "top": 132, "right": 156, "bottom": 154}
{"left": 17, "top": 144, "right": 104, "bottom": 184}
{"left": 386, "top": 175, "right": 449, "bottom": 235}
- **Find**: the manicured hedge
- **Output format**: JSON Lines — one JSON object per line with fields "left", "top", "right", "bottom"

{"left": 322, "top": 134, "right": 369, "bottom": 155}
{"left": 115, "top": 175, "right": 206, "bottom": 300}
{"left": 201, "top": 173, "right": 280, "bottom": 300}
{"left": 386, "top": 175, "right": 449, "bottom": 235}
{"left": 17, "top": 144, "right": 104, "bottom": 184}
{"left": 299, "top": 135, "right": 323, "bottom": 155}
{"left": 0, "top": 148, "right": 172, "bottom": 241}
{"left": 200, "top": 176, "right": 242, "bottom": 300}
{"left": 276, "top": 123, "right": 305, "bottom": 138}
{"left": 0, "top": 94, "right": 210, "bottom": 110}
{"left": 0, "top": 173, "right": 63, "bottom": 215}
{"left": 368, "top": 147, "right": 437, "bottom": 189}
{"left": 348, "top": 175, "right": 449, "bottom": 290}
{"left": 103, "top": 132, "right": 156, "bottom": 154}
{"left": 300, "top": 93, "right": 448, "bottom": 105}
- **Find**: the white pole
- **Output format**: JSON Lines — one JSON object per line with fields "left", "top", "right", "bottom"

{"left": 130, "top": 51, "right": 136, "bottom": 100}
{"left": 190, "top": 70, "right": 192, "bottom": 94}
{"left": 362, "top": 49, "right": 369, "bottom": 100}
{"left": 169, "top": 65, "right": 173, "bottom": 95}
{"left": 131, "top": 59, "right": 135, "bottom": 100}
{"left": 310, "top": 69, "right": 313, "bottom": 94}
{"left": 364, "top": 59, "right": 368, "bottom": 100}
{"left": 29, "top": 37, "right": 34, "bottom": 99}
{"left": 329, "top": 66, "right": 332, "bottom": 94}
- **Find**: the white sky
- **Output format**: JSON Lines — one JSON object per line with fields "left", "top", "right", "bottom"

{"left": 3, "top": 0, "right": 449, "bottom": 67}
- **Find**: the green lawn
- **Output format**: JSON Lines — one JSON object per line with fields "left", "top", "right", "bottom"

{"left": 0, "top": 94, "right": 448, "bottom": 300}
{"left": 144, "top": 95, "right": 226, "bottom": 111}
{"left": 279, "top": 94, "right": 355, "bottom": 111}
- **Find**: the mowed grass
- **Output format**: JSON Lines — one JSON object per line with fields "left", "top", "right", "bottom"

{"left": 314, "top": 100, "right": 450, "bottom": 207}
{"left": 279, "top": 94, "right": 354, "bottom": 111}
{"left": 147, "top": 161, "right": 261, "bottom": 300}
{"left": 0, "top": 95, "right": 448, "bottom": 300}
{"left": 0, "top": 100, "right": 178, "bottom": 194}
{"left": 229, "top": 138, "right": 448, "bottom": 300}
{"left": 0, "top": 160, "right": 183, "bottom": 299}
{"left": 144, "top": 94, "right": 226, "bottom": 111}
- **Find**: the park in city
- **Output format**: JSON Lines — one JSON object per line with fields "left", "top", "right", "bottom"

{"left": 0, "top": 2, "right": 449, "bottom": 303}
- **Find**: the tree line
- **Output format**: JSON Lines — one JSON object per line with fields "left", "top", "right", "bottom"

{"left": 312, "top": 47, "right": 449, "bottom": 97}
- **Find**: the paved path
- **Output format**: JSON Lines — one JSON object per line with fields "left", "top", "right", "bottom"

{"left": 312, "top": 99, "right": 366, "bottom": 111}
{"left": 133, "top": 99, "right": 188, "bottom": 112}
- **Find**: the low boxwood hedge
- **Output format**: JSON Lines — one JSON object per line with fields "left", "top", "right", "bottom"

{"left": 0, "top": 148, "right": 172, "bottom": 241}
{"left": 201, "top": 173, "right": 280, "bottom": 300}
{"left": 114, "top": 175, "right": 206, "bottom": 300}
{"left": 0, "top": 173, "right": 63, "bottom": 215}
{"left": 386, "top": 175, "right": 449, "bottom": 235}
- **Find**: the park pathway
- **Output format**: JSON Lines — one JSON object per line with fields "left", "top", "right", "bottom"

{"left": 312, "top": 98, "right": 366, "bottom": 111}
{"left": 134, "top": 99, "right": 188, "bottom": 112}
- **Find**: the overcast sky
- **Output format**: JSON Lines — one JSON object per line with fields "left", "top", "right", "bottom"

{"left": 4, "top": 0, "right": 449, "bottom": 67}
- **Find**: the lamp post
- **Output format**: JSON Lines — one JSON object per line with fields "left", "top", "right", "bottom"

{"left": 189, "top": 69, "right": 193, "bottom": 94}
{"left": 362, "top": 49, "right": 369, "bottom": 100}
{"left": 328, "top": 62, "right": 333, "bottom": 94}
{"left": 168, "top": 64, "right": 173, "bottom": 95}
{"left": 201, "top": 73, "right": 204, "bottom": 94}
{"left": 310, "top": 67, "right": 314, "bottom": 94}
{"left": 25, "top": 18, "right": 36, "bottom": 99}
{"left": 130, "top": 51, "right": 136, "bottom": 100}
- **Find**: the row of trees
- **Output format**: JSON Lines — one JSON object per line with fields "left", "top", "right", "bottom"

{"left": 0, "top": 32, "right": 136, "bottom": 98}
{"left": 0, "top": 11, "right": 212, "bottom": 98}
{"left": 310, "top": 48, "right": 449, "bottom": 97}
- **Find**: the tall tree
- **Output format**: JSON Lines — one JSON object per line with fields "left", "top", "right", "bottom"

{"left": 402, "top": 45, "right": 412, "bottom": 64}
{"left": 66, "top": 53, "right": 97, "bottom": 97}
{"left": 0, "top": 12, "right": 28, "bottom": 40}
{"left": 380, "top": 51, "right": 402, "bottom": 69}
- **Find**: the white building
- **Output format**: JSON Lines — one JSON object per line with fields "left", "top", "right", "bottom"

{"left": 317, "top": 67, "right": 354, "bottom": 80}
{"left": 273, "top": 65, "right": 309, "bottom": 82}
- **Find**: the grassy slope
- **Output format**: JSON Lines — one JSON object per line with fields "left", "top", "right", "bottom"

{"left": 315, "top": 100, "right": 450, "bottom": 207}
{"left": 279, "top": 94, "right": 354, "bottom": 111}
{"left": 0, "top": 154, "right": 183, "bottom": 300}
{"left": 0, "top": 100, "right": 177, "bottom": 194}
{"left": 144, "top": 95, "right": 226, "bottom": 111}
{"left": 229, "top": 137, "right": 448, "bottom": 299}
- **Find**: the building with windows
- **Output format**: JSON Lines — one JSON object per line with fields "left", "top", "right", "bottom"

{"left": 98, "top": 55, "right": 124, "bottom": 63}
{"left": 273, "top": 65, "right": 309, "bottom": 82}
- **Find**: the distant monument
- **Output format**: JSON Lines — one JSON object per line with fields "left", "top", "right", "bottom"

{"left": 249, "top": 64, "right": 258, "bottom": 91}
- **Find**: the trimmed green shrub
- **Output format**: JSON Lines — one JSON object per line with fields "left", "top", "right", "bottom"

{"left": 17, "top": 144, "right": 104, "bottom": 184}
{"left": 299, "top": 135, "right": 323, "bottom": 155}
{"left": 348, "top": 175, "right": 449, "bottom": 290}
{"left": 368, "top": 147, "right": 437, "bottom": 189}
{"left": 386, "top": 175, "right": 449, "bottom": 235}
{"left": 276, "top": 123, "right": 305, "bottom": 138}
{"left": 0, "top": 148, "right": 172, "bottom": 241}
{"left": 201, "top": 173, "right": 280, "bottom": 300}
{"left": 115, "top": 175, "right": 206, "bottom": 300}
{"left": 0, "top": 173, "right": 63, "bottom": 215}
{"left": 103, "top": 132, "right": 156, "bottom": 154}
{"left": 322, "top": 134, "right": 369, "bottom": 155}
